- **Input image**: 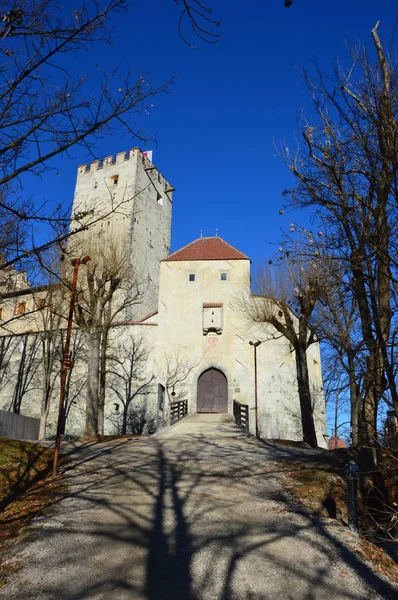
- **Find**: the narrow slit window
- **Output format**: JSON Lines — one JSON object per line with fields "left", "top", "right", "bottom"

{"left": 15, "top": 302, "right": 26, "bottom": 315}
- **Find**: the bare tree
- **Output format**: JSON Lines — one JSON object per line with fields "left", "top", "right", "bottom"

{"left": 31, "top": 283, "right": 65, "bottom": 438}
{"left": 9, "top": 334, "right": 40, "bottom": 414}
{"left": 173, "top": 0, "right": 292, "bottom": 47}
{"left": 313, "top": 265, "right": 365, "bottom": 446}
{"left": 280, "top": 23, "right": 398, "bottom": 465}
{"left": 0, "top": 1, "right": 171, "bottom": 192}
{"left": 174, "top": 0, "right": 221, "bottom": 47}
{"left": 242, "top": 261, "right": 323, "bottom": 447}
{"left": 73, "top": 237, "right": 142, "bottom": 436}
{"left": 107, "top": 334, "right": 155, "bottom": 434}
{"left": 0, "top": 0, "right": 174, "bottom": 280}
{"left": 164, "top": 347, "right": 200, "bottom": 424}
{"left": 56, "top": 328, "right": 86, "bottom": 434}
{"left": 0, "top": 336, "right": 16, "bottom": 392}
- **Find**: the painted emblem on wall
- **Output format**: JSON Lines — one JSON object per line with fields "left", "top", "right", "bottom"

{"left": 205, "top": 331, "right": 219, "bottom": 353}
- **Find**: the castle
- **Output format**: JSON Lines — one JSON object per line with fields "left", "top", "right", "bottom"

{"left": 0, "top": 149, "right": 327, "bottom": 446}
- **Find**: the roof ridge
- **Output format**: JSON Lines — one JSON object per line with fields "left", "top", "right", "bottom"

{"left": 164, "top": 236, "right": 250, "bottom": 262}
{"left": 165, "top": 238, "right": 202, "bottom": 261}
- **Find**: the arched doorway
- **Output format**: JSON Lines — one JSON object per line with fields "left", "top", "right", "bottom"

{"left": 197, "top": 368, "right": 228, "bottom": 413}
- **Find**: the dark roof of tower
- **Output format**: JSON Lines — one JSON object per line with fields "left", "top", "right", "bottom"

{"left": 164, "top": 237, "right": 250, "bottom": 262}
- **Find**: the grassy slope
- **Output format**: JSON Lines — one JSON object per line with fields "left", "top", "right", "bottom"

{"left": 0, "top": 439, "right": 62, "bottom": 585}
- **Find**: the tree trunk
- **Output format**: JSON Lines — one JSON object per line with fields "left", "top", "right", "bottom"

{"left": 334, "top": 390, "right": 339, "bottom": 450}
{"left": 39, "top": 390, "right": 51, "bottom": 439}
{"left": 358, "top": 352, "right": 382, "bottom": 450}
{"left": 97, "top": 326, "right": 109, "bottom": 436}
{"left": 295, "top": 344, "right": 318, "bottom": 448}
{"left": 121, "top": 406, "right": 128, "bottom": 435}
{"left": 85, "top": 329, "right": 100, "bottom": 436}
{"left": 348, "top": 355, "right": 359, "bottom": 447}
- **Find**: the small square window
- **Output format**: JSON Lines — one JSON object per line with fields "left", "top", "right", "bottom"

{"left": 189, "top": 274, "right": 195, "bottom": 282}
{"left": 221, "top": 273, "right": 227, "bottom": 281}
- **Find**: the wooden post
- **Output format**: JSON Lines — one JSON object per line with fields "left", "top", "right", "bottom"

{"left": 52, "top": 256, "right": 90, "bottom": 477}
{"left": 250, "top": 340, "right": 262, "bottom": 437}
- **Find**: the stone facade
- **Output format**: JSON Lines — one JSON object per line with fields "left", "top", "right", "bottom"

{"left": 0, "top": 149, "right": 327, "bottom": 447}
{"left": 72, "top": 148, "right": 173, "bottom": 320}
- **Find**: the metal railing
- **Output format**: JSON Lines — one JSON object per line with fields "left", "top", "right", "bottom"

{"left": 170, "top": 400, "right": 188, "bottom": 425}
{"left": 233, "top": 399, "right": 249, "bottom": 432}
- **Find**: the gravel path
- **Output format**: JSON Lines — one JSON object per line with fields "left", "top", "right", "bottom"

{"left": 0, "top": 414, "right": 396, "bottom": 600}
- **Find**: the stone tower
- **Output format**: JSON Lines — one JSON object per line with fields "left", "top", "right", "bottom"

{"left": 71, "top": 148, "right": 174, "bottom": 320}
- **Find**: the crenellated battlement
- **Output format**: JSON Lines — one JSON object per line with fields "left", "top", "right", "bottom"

{"left": 77, "top": 147, "right": 174, "bottom": 190}
{"left": 77, "top": 147, "right": 138, "bottom": 174}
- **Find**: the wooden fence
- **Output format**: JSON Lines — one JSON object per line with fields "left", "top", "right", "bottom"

{"left": 233, "top": 399, "right": 249, "bottom": 432}
{"left": 170, "top": 400, "right": 188, "bottom": 425}
{"left": 0, "top": 410, "right": 40, "bottom": 441}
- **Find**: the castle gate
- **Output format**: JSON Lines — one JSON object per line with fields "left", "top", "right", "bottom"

{"left": 197, "top": 368, "right": 228, "bottom": 413}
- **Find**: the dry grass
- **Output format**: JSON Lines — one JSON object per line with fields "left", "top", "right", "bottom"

{"left": 285, "top": 455, "right": 398, "bottom": 583}
{"left": 0, "top": 439, "right": 64, "bottom": 586}
{"left": 287, "top": 464, "right": 348, "bottom": 519}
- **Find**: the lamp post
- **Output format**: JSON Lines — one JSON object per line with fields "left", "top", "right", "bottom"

{"left": 52, "top": 255, "right": 91, "bottom": 477}
{"left": 249, "top": 340, "right": 262, "bottom": 437}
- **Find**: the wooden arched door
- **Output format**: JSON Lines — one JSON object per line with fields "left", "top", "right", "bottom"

{"left": 197, "top": 368, "right": 228, "bottom": 413}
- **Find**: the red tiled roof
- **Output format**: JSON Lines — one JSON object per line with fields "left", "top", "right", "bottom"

{"left": 327, "top": 435, "right": 348, "bottom": 450}
{"left": 203, "top": 303, "right": 223, "bottom": 308}
{"left": 164, "top": 237, "right": 249, "bottom": 262}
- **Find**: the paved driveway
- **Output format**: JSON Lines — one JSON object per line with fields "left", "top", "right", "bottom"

{"left": 1, "top": 414, "right": 396, "bottom": 599}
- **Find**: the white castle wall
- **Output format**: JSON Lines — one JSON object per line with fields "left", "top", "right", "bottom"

{"left": 0, "top": 323, "right": 160, "bottom": 438}
{"left": 71, "top": 148, "right": 173, "bottom": 320}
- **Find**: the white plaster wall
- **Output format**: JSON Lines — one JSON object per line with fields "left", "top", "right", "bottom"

{"left": 155, "top": 258, "right": 252, "bottom": 413}
{"left": 153, "top": 257, "right": 328, "bottom": 447}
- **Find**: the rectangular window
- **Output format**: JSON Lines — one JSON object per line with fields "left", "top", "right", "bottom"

{"left": 221, "top": 272, "right": 227, "bottom": 281}
{"left": 35, "top": 298, "right": 46, "bottom": 310}
{"left": 15, "top": 302, "right": 26, "bottom": 315}
{"left": 189, "top": 274, "right": 195, "bottom": 282}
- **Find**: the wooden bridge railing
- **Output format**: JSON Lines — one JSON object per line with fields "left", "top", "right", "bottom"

{"left": 170, "top": 399, "right": 188, "bottom": 425}
{"left": 233, "top": 399, "right": 249, "bottom": 432}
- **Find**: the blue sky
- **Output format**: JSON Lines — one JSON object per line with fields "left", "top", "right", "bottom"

{"left": 24, "top": 0, "right": 397, "bottom": 273}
